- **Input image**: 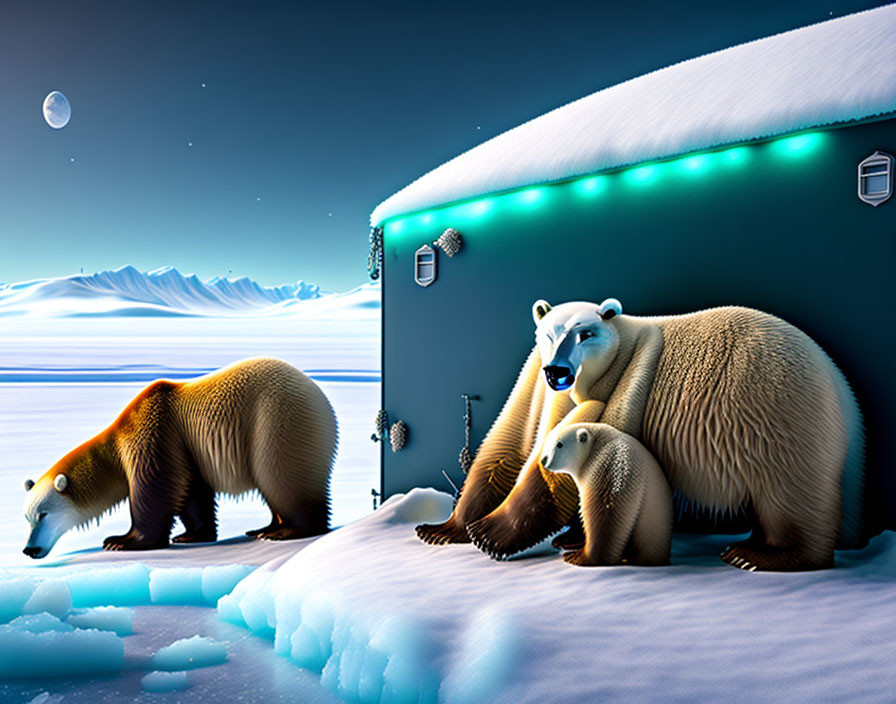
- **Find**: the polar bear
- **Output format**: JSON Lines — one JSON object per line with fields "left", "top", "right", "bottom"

{"left": 541, "top": 422, "right": 672, "bottom": 567}
{"left": 23, "top": 358, "right": 337, "bottom": 558}
{"left": 417, "top": 299, "right": 865, "bottom": 571}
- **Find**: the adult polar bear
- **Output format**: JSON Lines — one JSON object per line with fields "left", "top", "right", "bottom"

{"left": 417, "top": 299, "right": 865, "bottom": 571}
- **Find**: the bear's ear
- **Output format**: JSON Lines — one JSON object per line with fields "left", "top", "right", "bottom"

{"left": 532, "top": 300, "right": 552, "bottom": 323}
{"left": 24, "top": 479, "right": 34, "bottom": 492}
{"left": 598, "top": 298, "right": 622, "bottom": 321}
{"left": 54, "top": 474, "right": 68, "bottom": 493}
{"left": 576, "top": 428, "right": 590, "bottom": 444}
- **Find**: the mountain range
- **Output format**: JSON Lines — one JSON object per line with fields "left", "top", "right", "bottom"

{"left": 0, "top": 266, "right": 379, "bottom": 318}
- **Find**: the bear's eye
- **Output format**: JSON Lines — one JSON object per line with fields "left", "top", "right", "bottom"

{"left": 576, "top": 330, "right": 595, "bottom": 344}
{"left": 38, "top": 512, "right": 47, "bottom": 522}
{"left": 556, "top": 441, "right": 563, "bottom": 449}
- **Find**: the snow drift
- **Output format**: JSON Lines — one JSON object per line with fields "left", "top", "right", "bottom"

{"left": 220, "top": 488, "right": 896, "bottom": 704}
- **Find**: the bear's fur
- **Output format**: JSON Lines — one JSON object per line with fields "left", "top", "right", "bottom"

{"left": 417, "top": 300, "right": 864, "bottom": 571}
{"left": 542, "top": 422, "right": 672, "bottom": 567}
{"left": 23, "top": 358, "right": 337, "bottom": 558}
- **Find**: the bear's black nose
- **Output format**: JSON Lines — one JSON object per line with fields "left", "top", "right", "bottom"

{"left": 543, "top": 366, "right": 575, "bottom": 391}
{"left": 23, "top": 547, "right": 42, "bottom": 558}
{"left": 541, "top": 456, "right": 549, "bottom": 466}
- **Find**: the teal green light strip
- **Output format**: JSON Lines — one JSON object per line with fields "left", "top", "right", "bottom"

{"left": 381, "top": 130, "right": 825, "bottom": 233}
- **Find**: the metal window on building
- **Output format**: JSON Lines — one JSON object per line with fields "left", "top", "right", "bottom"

{"left": 415, "top": 244, "right": 437, "bottom": 287}
{"left": 858, "top": 151, "right": 894, "bottom": 207}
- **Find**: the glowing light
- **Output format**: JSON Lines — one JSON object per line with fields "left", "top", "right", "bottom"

{"left": 471, "top": 198, "right": 493, "bottom": 216}
{"left": 772, "top": 132, "right": 823, "bottom": 156}
{"left": 721, "top": 146, "right": 749, "bottom": 164}
{"left": 626, "top": 165, "right": 658, "bottom": 185}
{"left": 680, "top": 154, "right": 709, "bottom": 173}
{"left": 380, "top": 131, "right": 827, "bottom": 234}
{"left": 516, "top": 188, "right": 545, "bottom": 205}
{"left": 575, "top": 176, "right": 606, "bottom": 195}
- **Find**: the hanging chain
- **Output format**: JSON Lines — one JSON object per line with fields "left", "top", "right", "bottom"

{"left": 458, "top": 393, "right": 477, "bottom": 473}
{"left": 368, "top": 226, "right": 384, "bottom": 280}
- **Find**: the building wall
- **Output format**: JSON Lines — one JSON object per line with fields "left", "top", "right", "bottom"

{"left": 380, "top": 118, "right": 896, "bottom": 534}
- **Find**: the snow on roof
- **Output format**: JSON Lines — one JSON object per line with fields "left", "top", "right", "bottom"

{"left": 372, "top": 4, "right": 896, "bottom": 225}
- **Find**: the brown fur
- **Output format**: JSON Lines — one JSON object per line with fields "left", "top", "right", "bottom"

{"left": 37, "top": 358, "right": 336, "bottom": 551}
{"left": 419, "top": 303, "right": 863, "bottom": 571}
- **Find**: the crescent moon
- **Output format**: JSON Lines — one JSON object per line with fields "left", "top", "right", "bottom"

{"left": 43, "top": 91, "right": 71, "bottom": 129}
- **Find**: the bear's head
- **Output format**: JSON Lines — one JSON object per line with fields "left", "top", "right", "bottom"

{"left": 23, "top": 463, "right": 83, "bottom": 559}
{"left": 541, "top": 423, "right": 595, "bottom": 477}
{"left": 533, "top": 298, "right": 622, "bottom": 402}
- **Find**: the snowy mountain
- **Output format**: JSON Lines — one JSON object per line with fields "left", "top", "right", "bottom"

{"left": 0, "top": 266, "right": 379, "bottom": 318}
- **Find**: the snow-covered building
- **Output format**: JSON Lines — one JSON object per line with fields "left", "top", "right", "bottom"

{"left": 370, "top": 5, "right": 896, "bottom": 533}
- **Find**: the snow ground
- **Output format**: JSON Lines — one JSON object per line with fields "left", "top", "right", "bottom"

{"left": 222, "top": 489, "right": 896, "bottom": 704}
{"left": 2, "top": 491, "right": 894, "bottom": 703}
{"left": 0, "top": 315, "right": 380, "bottom": 567}
{"left": 2, "top": 301, "right": 893, "bottom": 703}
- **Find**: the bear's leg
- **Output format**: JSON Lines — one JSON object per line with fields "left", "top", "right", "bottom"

{"left": 721, "top": 489, "right": 837, "bottom": 572}
{"left": 172, "top": 477, "right": 217, "bottom": 544}
{"left": 552, "top": 516, "right": 586, "bottom": 551}
{"left": 253, "top": 501, "right": 328, "bottom": 541}
{"left": 467, "top": 400, "right": 605, "bottom": 559}
{"left": 468, "top": 463, "right": 578, "bottom": 560}
{"left": 246, "top": 511, "right": 282, "bottom": 537}
{"left": 104, "top": 429, "right": 193, "bottom": 551}
{"left": 252, "top": 462, "right": 329, "bottom": 541}
{"left": 103, "top": 492, "right": 175, "bottom": 552}
{"left": 417, "top": 348, "right": 550, "bottom": 545}
{"left": 564, "top": 480, "right": 643, "bottom": 567}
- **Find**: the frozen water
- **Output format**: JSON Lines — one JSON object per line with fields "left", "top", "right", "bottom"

{"left": 201, "top": 564, "right": 254, "bottom": 604}
{"left": 0, "top": 620, "right": 124, "bottom": 678}
{"left": 150, "top": 565, "right": 256, "bottom": 606}
{"left": 8, "top": 613, "right": 74, "bottom": 634}
{"left": 141, "top": 670, "right": 191, "bottom": 692}
{"left": 152, "top": 634, "right": 228, "bottom": 670}
{"left": 65, "top": 564, "right": 151, "bottom": 607}
{"left": 372, "top": 4, "right": 896, "bottom": 224}
{"left": 150, "top": 567, "right": 205, "bottom": 605}
{"left": 23, "top": 578, "right": 71, "bottom": 619}
{"left": 0, "top": 576, "right": 37, "bottom": 623}
{"left": 1, "top": 603, "right": 342, "bottom": 703}
{"left": 27, "top": 694, "right": 64, "bottom": 704}
{"left": 0, "top": 284, "right": 376, "bottom": 702}
{"left": 66, "top": 607, "right": 133, "bottom": 636}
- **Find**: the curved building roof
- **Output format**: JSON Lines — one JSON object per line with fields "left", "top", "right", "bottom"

{"left": 372, "top": 4, "right": 896, "bottom": 225}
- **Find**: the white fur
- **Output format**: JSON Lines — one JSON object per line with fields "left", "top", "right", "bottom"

{"left": 23, "top": 478, "right": 85, "bottom": 559}
{"left": 534, "top": 300, "right": 621, "bottom": 403}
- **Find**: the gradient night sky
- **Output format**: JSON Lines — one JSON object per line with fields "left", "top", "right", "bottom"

{"left": 0, "top": 0, "right": 889, "bottom": 291}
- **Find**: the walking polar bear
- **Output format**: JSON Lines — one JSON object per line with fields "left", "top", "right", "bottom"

{"left": 23, "top": 358, "right": 337, "bottom": 558}
{"left": 417, "top": 299, "right": 865, "bottom": 571}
